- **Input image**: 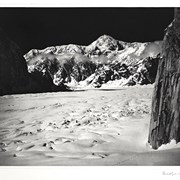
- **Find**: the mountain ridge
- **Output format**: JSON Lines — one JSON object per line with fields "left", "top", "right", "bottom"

{"left": 24, "top": 35, "right": 162, "bottom": 89}
{"left": 24, "top": 34, "right": 162, "bottom": 62}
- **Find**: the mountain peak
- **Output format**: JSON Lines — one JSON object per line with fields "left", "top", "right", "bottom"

{"left": 96, "top": 34, "right": 116, "bottom": 42}
{"left": 98, "top": 34, "right": 114, "bottom": 39}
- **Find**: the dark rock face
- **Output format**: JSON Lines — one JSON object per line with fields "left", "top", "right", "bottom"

{"left": 27, "top": 53, "right": 96, "bottom": 89}
{"left": 124, "top": 55, "right": 160, "bottom": 86}
{"left": 148, "top": 12, "right": 180, "bottom": 149}
{"left": 84, "top": 55, "right": 160, "bottom": 87}
{"left": 0, "top": 29, "right": 29, "bottom": 95}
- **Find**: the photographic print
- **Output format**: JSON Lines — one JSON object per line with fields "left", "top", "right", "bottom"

{"left": 0, "top": 6, "right": 180, "bottom": 166}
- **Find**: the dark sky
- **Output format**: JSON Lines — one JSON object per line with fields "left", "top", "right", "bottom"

{"left": 0, "top": 8, "right": 174, "bottom": 54}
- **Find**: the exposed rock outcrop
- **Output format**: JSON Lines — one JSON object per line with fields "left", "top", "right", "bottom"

{"left": 27, "top": 53, "right": 96, "bottom": 91}
{"left": 148, "top": 9, "right": 180, "bottom": 149}
{"left": 77, "top": 55, "right": 160, "bottom": 88}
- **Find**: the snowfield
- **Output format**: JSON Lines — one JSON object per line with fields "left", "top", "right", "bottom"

{"left": 0, "top": 85, "right": 180, "bottom": 165}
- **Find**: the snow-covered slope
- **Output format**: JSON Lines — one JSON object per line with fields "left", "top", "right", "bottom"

{"left": 116, "top": 41, "right": 162, "bottom": 64}
{"left": 1, "top": 85, "right": 180, "bottom": 165}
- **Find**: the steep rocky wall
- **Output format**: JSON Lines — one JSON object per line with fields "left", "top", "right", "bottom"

{"left": 0, "top": 29, "right": 29, "bottom": 95}
{"left": 148, "top": 10, "right": 180, "bottom": 149}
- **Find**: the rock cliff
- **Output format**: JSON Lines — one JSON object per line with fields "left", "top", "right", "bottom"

{"left": 0, "top": 29, "right": 29, "bottom": 95}
{"left": 148, "top": 9, "right": 180, "bottom": 149}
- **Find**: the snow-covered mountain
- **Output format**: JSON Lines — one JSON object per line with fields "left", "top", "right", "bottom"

{"left": 25, "top": 35, "right": 162, "bottom": 62}
{"left": 24, "top": 35, "right": 162, "bottom": 89}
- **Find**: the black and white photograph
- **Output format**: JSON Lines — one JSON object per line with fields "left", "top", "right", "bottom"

{"left": 0, "top": 1, "right": 180, "bottom": 171}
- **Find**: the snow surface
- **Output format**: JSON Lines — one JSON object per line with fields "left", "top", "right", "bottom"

{"left": 0, "top": 85, "right": 180, "bottom": 165}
